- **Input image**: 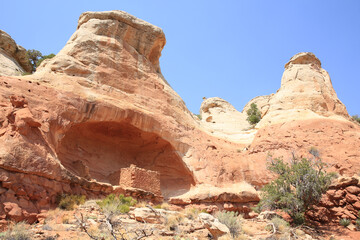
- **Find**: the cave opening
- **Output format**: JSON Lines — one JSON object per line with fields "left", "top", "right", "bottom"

{"left": 56, "top": 121, "right": 194, "bottom": 198}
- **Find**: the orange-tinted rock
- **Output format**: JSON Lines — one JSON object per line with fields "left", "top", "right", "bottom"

{"left": 320, "top": 194, "right": 335, "bottom": 208}
{"left": 345, "top": 193, "right": 358, "bottom": 203}
{"left": 3, "top": 202, "right": 23, "bottom": 222}
{"left": 346, "top": 186, "right": 360, "bottom": 195}
{"left": 10, "top": 95, "right": 28, "bottom": 108}
{"left": 1, "top": 10, "right": 360, "bottom": 225}
{"left": 352, "top": 201, "right": 360, "bottom": 210}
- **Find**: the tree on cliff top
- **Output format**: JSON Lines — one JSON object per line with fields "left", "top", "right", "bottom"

{"left": 26, "top": 49, "right": 42, "bottom": 72}
{"left": 246, "top": 103, "right": 261, "bottom": 125}
{"left": 26, "top": 50, "right": 55, "bottom": 73}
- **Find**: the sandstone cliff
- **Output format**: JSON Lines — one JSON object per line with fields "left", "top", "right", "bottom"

{"left": 0, "top": 30, "right": 32, "bottom": 76}
{"left": 0, "top": 11, "right": 359, "bottom": 224}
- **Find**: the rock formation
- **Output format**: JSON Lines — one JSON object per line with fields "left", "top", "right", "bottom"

{"left": 0, "top": 30, "right": 32, "bottom": 76}
{"left": 245, "top": 52, "right": 350, "bottom": 128}
{"left": 198, "top": 97, "right": 256, "bottom": 143}
{"left": 0, "top": 10, "right": 359, "bottom": 225}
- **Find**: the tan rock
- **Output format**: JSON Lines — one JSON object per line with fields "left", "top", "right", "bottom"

{"left": 250, "top": 52, "right": 350, "bottom": 128}
{"left": 199, "top": 97, "right": 255, "bottom": 144}
{"left": 0, "top": 30, "right": 32, "bottom": 75}
{"left": 129, "top": 207, "right": 179, "bottom": 224}
{"left": 198, "top": 212, "right": 230, "bottom": 239}
{"left": 1, "top": 11, "right": 360, "bottom": 226}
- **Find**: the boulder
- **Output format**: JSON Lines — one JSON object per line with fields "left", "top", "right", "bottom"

{"left": 198, "top": 212, "right": 230, "bottom": 239}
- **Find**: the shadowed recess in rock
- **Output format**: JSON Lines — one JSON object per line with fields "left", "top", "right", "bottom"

{"left": 56, "top": 121, "right": 194, "bottom": 197}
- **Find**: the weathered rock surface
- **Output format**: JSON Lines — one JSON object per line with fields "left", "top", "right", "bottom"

{"left": 308, "top": 176, "right": 360, "bottom": 223}
{"left": 0, "top": 10, "right": 360, "bottom": 226}
{"left": 199, "top": 97, "right": 256, "bottom": 144}
{"left": 0, "top": 30, "right": 32, "bottom": 76}
{"left": 198, "top": 212, "right": 230, "bottom": 239}
{"left": 258, "top": 52, "right": 349, "bottom": 127}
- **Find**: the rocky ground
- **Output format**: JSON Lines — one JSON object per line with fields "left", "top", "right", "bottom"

{"left": 1, "top": 199, "right": 360, "bottom": 240}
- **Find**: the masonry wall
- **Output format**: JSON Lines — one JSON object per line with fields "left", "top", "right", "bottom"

{"left": 119, "top": 165, "right": 161, "bottom": 196}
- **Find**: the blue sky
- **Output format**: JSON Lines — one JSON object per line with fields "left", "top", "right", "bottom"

{"left": 1, "top": 1, "right": 359, "bottom": 115}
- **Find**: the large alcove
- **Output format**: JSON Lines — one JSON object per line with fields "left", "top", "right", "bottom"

{"left": 56, "top": 121, "right": 194, "bottom": 197}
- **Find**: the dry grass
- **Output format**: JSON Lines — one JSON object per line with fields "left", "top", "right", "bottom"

{"left": 160, "top": 202, "right": 171, "bottom": 210}
{"left": 165, "top": 214, "right": 184, "bottom": 230}
{"left": 241, "top": 220, "right": 268, "bottom": 236}
{"left": 182, "top": 207, "right": 202, "bottom": 220}
{"left": 135, "top": 201, "right": 147, "bottom": 208}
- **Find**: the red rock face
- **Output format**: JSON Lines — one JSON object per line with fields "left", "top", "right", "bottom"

{"left": 0, "top": 11, "right": 359, "bottom": 226}
{"left": 248, "top": 118, "right": 360, "bottom": 177}
{"left": 57, "top": 121, "right": 193, "bottom": 194}
{"left": 308, "top": 176, "right": 360, "bottom": 223}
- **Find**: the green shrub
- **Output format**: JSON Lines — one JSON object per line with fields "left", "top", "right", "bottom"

{"left": 36, "top": 53, "right": 55, "bottom": 67}
{"left": 57, "top": 194, "right": 86, "bottom": 210}
{"left": 215, "top": 211, "right": 241, "bottom": 237}
{"left": 339, "top": 218, "right": 351, "bottom": 227}
{"left": 96, "top": 194, "right": 136, "bottom": 215}
{"left": 257, "top": 151, "right": 336, "bottom": 225}
{"left": 0, "top": 222, "right": 31, "bottom": 240}
{"left": 352, "top": 115, "right": 360, "bottom": 124}
{"left": 246, "top": 103, "right": 261, "bottom": 125}
{"left": 355, "top": 219, "right": 360, "bottom": 231}
{"left": 265, "top": 216, "right": 290, "bottom": 233}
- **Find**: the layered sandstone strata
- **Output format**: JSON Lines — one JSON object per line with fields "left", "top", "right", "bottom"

{"left": 0, "top": 30, "right": 32, "bottom": 76}
{"left": 0, "top": 11, "right": 359, "bottom": 225}
{"left": 247, "top": 52, "right": 350, "bottom": 128}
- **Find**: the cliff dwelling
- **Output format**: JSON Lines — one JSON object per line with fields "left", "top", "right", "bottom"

{"left": 56, "top": 121, "right": 194, "bottom": 197}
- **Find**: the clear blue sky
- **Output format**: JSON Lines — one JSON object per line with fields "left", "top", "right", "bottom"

{"left": 1, "top": 1, "right": 359, "bottom": 115}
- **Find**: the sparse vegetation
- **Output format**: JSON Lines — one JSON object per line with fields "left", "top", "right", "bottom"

{"left": 26, "top": 49, "right": 42, "bottom": 72}
{"left": 355, "top": 218, "right": 360, "bottom": 230}
{"left": 36, "top": 53, "right": 55, "bottom": 67}
{"left": 57, "top": 194, "right": 86, "bottom": 211}
{"left": 352, "top": 115, "right": 360, "bottom": 124}
{"left": 0, "top": 222, "right": 31, "bottom": 240}
{"left": 26, "top": 49, "right": 55, "bottom": 72}
{"left": 215, "top": 210, "right": 242, "bottom": 238}
{"left": 165, "top": 214, "right": 184, "bottom": 231}
{"left": 339, "top": 218, "right": 351, "bottom": 227}
{"left": 246, "top": 103, "right": 261, "bottom": 125}
{"left": 256, "top": 150, "right": 336, "bottom": 225}
{"left": 96, "top": 193, "right": 136, "bottom": 215}
{"left": 269, "top": 216, "right": 290, "bottom": 233}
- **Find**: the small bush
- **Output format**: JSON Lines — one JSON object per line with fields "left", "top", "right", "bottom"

{"left": 339, "top": 218, "right": 351, "bottom": 227}
{"left": 352, "top": 115, "right": 360, "bottom": 124}
{"left": 355, "top": 219, "right": 360, "bottom": 231}
{"left": 215, "top": 211, "right": 242, "bottom": 238}
{"left": 257, "top": 151, "right": 336, "bottom": 225}
{"left": 57, "top": 194, "right": 86, "bottom": 210}
{"left": 246, "top": 103, "right": 261, "bottom": 125}
{"left": 270, "top": 217, "right": 290, "bottom": 232}
{"left": 0, "top": 222, "right": 31, "bottom": 240}
{"left": 165, "top": 214, "right": 184, "bottom": 231}
{"left": 36, "top": 53, "right": 55, "bottom": 67}
{"left": 96, "top": 194, "right": 136, "bottom": 215}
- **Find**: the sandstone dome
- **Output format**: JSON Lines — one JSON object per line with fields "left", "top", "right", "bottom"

{"left": 0, "top": 11, "right": 359, "bottom": 225}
